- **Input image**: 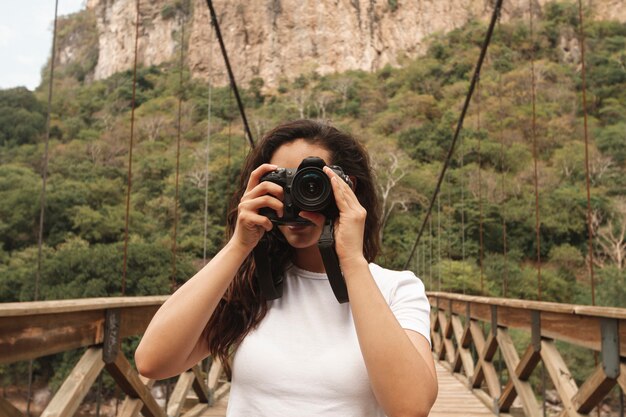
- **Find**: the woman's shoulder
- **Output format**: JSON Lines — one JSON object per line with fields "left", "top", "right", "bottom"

{"left": 367, "top": 263, "right": 426, "bottom": 297}
{"left": 367, "top": 263, "right": 431, "bottom": 343}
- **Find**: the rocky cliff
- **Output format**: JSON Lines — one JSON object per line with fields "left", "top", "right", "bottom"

{"left": 81, "top": 0, "right": 626, "bottom": 87}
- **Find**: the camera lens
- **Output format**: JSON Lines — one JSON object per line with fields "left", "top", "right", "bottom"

{"left": 301, "top": 173, "right": 324, "bottom": 198}
{"left": 292, "top": 168, "right": 332, "bottom": 211}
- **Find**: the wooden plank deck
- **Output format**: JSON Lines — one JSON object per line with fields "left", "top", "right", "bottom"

{"left": 430, "top": 362, "right": 501, "bottom": 416}
{"left": 197, "top": 361, "right": 500, "bottom": 416}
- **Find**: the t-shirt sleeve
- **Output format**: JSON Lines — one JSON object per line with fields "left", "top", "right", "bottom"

{"left": 389, "top": 271, "right": 431, "bottom": 346}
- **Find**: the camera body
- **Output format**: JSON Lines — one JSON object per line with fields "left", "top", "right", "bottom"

{"left": 259, "top": 156, "right": 352, "bottom": 224}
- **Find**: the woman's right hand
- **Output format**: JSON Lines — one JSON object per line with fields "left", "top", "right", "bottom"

{"left": 230, "top": 163, "right": 284, "bottom": 252}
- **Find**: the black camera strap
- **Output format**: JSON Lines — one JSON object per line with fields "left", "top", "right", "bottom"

{"left": 253, "top": 236, "right": 283, "bottom": 300}
{"left": 318, "top": 219, "right": 349, "bottom": 303}
{"left": 254, "top": 220, "right": 349, "bottom": 303}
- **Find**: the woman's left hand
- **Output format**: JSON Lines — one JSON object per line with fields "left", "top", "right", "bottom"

{"left": 302, "top": 166, "right": 367, "bottom": 266}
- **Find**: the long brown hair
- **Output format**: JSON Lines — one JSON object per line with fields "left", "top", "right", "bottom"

{"left": 205, "top": 119, "right": 381, "bottom": 374}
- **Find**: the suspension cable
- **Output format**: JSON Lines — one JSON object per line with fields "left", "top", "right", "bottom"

{"left": 403, "top": 0, "right": 504, "bottom": 269}
{"left": 421, "top": 238, "right": 426, "bottom": 284}
{"left": 204, "top": 0, "right": 255, "bottom": 148}
{"left": 529, "top": 0, "right": 542, "bottom": 301}
{"left": 460, "top": 121, "right": 466, "bottom": 296}
{"left": 203, "top": 20, "right": 215, "bottom": 265}
{"left": 226, "top": 90, "right": 233, "bottom": 202}
{"left": 477, "top": 79, "right": 485, "bottom": 295}
{"left": 121, "top": 0, "right": 142, "bottom": 296}
{"left": 171, "top": 8, "right": 187, "bottom": 293}
{"left": 460, "top": 132, "right": 466, "bottom": 265}
{"left": 437, "top": 193, "right": 442, "bottom": 291}
{"left": 29, "top": 1, "right": 60, "bottom": 414}
{"left": 413, "top": 238, "right": 419, "bottom": 277}
{"left": 35, "top": 0, "right": 59, "bottom": 303}
{"left": 577, "top": 8, "right": 601, "bottom": 411}
{"left": 429, "top": 215, "right": 433, "bottom": 290}
{"left": 498, "top": 69, "right": 509, "bottom": 297}
{"left": 577, "top": 0, "right": 596, "bottom": 306}
{"left": 446, "top": 173, "right": 453, "bottom": 288}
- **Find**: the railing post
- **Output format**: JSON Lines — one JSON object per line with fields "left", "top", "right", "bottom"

{"left": 461, "top": 302, "right": 472, "bottom": 347}
{"left": 440, "top": 298, "right": 455, "bottom": 364}
{"left": 491, "top": 305, "right": 498, "bottom": 338}
{"left": 570, "top": 318, "right": 621, "bottom": 413}
{"left": 103, "top": 309, "right": 166, "bottom": 417}
{"left": 531, "top": 310, "right": 541, "bottom": 353}
{"left": 103, "top": 309, "right": 121, "bottom": 364}
{"left": 601, "top": 318, "right": 620, "bottom": 379}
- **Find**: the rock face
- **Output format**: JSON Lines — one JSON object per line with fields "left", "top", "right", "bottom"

{"left": 87, "top": 0, "right": 184, "bottom": 80}
{"left": 84, "top": 0, "right": 626, "bottom": 87}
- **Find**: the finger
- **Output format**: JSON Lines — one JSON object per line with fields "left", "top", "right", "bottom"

{"left": 240, "top": 195, "right": 284, "bottom": 218}
{"left": 298, "top": 211, "right": 325, "bottom": 226}
{"left": 324, "top": 166, "right": 361, "bottom": 209}
{"left": 327, "top": 172, "right": 353, "bottom": 212}
{"left": 245, "top": 163, "right": 279, "bottom": 194}
{"left": 241, "top": 213, "right": 274, "bottom": 232}
{"left": 243, "top": 181, "right": 285, "bottom": 202}
{"left": 340, "top": 180, "right": 361, "bottom": 209}
{"left": 322, "top": 167, "right": 354, "bottom": 209}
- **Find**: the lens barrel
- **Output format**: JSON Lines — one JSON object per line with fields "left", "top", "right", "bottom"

{"left": 291, "top": 167, "right": 332, "bottom": 212}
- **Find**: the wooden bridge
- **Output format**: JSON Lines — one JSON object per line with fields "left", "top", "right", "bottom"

{"left": 1, "top": 292, "right": 624, "bottom": 417}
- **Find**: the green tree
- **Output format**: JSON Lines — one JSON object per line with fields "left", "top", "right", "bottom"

{"left": 0, "top": 88, "right": 46, "bottom": 146}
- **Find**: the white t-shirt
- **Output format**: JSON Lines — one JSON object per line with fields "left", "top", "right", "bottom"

{"left": 226, "top": 262, "right": 431, "bottom": 417}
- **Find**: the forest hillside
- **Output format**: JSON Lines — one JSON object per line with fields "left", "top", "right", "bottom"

{"left": 1, "top": 2, "right": 625, "bottom": 308}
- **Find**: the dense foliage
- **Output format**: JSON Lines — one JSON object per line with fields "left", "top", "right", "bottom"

{"left": 1, "top": 0, "right": 625, "bottom": 392}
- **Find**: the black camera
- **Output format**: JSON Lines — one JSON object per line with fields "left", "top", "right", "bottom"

{"left": 253, "top": 156, "right": 352, "bottom": 304}
{"left": 259, "top": 156, "right": 353, "bottom": 224}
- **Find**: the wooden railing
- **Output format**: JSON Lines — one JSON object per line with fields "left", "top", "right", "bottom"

{"left": 2, "top": 293, "right": 624, "bottom": 417}
{"left": 428, "top": 292, "right": 626, "bottom": 417}
{"left": 0, "top": 297, "right": 228, "bottom": 417}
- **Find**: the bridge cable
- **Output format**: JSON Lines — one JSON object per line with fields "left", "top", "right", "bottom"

{"left": 203, "top": 20, "right": 215, "bottom": 266}
{"left": 412, "top": 241, "right": 416, "bottom": 277}
{"left": 460, "top": 122, "right": 466, "bottom": 266}
{"left": 437, "top": 193, "right": 442, "bottom": 291}
{"left": 460, "top": 107, "right": 466, "bottom": 295}
{"left": 576, "top": 4, "right": 603, "bottom": 415}
{"left": 529, "top": 0, "right": 542, "bottom": 302}
{"left": 497, "top": 68, "right": 509, "bottom": 298}
{"left": 226, "top": 90, "right": 233, "bottom": 203}
{"left": 121, "top": 0, "right": 142, "bottom": 296}
{"left": 204, "top": 0, "right": 255, "bottom": 148}
{"left": 28, "top": 0, "right": 60, "bottom": 414}
{"left": 528, "top": 2, "right": 548, "bottom": 414}
{"left": 445, "top": 174, "right": 452, "bottom": 292}
{"left": 171, "top": 7, "right": 188, "bottom": 293}
{"left": 577, "top": 0, "right": 596, "bottom": 306}
{"left": 496, "top": 40, "right": 509, "bottom": 388}
{"left": 96, "top": 372, "right": 103, "bottom": 417}
{"left": 429, "top": 215, "right": 433, "bottom": 291}
{"left": 403, "top": 0, "right": 504, "bottom": 269}
{"left": 421, "top": 235, "right": 426, "bottom": 286}
{"left": 491, "top": 13, "right": 510, "bottom": 299}
{"left": 35, "top": 0, "right": 59, "bottom": 304}
{"left": 477, "top": 79, "right": 485, "bottom": 295}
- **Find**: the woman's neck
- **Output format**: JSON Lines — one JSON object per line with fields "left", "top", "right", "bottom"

{"left": 293, "top": 245, "right": 325, "bottom": 273}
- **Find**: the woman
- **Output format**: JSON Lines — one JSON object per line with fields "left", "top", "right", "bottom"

{"left": 135, "top": 120, "right": 438, "bottom": 417}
